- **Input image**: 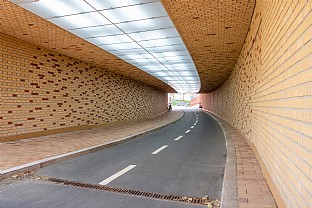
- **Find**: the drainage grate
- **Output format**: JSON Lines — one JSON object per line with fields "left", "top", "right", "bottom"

{"left": 42, "top": 176, "right": 214, "bottom": 206}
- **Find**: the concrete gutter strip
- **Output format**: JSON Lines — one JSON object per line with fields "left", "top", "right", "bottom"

{"left": 203, "top": 110, "right": 238, "bottom": 208}
{"left": 0, "top": 111, "right": 184, "bottom": 179}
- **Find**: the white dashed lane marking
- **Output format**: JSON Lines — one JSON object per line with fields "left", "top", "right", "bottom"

{"left": 174, "top": 136, "right": 183, "bottom": 141}
{"left": 152, "top": 145, "right": 168, "bottom": 155}
{"left": 100, "top": 111, "right": 199, "bottom": 187}
{"left": 99, "top": 165, "right": 136, "bottom": 185}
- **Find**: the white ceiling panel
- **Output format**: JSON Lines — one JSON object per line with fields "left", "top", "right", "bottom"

{"left": 108, "top": 48, "right": 148, "bottom": 56}
{"left": 70, "top": 25, "right": 122, "bottom": 38}
{"left": 120, "top": 53, "right": 153, "bottom": 60}
{"left": 145, "top": 44, "right": 187, "bottom": 53}
{"left": 129, "top": 61, "right": 160, "bottom": 67}
{"left": 171, "top": 71, "right": 197, "bottom": 76}
{"left": 156, "top": 55, "right": 191, "bottom": 62}
{"left": 138, "top": 37, "right": 183, "bottom": 48}
{"left": 140, "top": 65, "right": 167, "bottom": 71}
{"left": 170, "top": 63, "right": 194, "bottom": 67}
{"left": 161, "top": 76, "right": 180, "bottom": 81}
{"left": 128, "top": 28, "right": 178, "bottom": 41}
{"left": 152, "top": 71, "right": 173, "bottom": 77}
{"left": 153, "top": 55, "right": 189, "bottom": 62}
{"left": 152, "top": 50, "right": 190, "bottom": 58}
{"left": 116, "top": 16, "right": 174, "bottom": 33}
{"left": 85, "top": 0, "right": 158, "bottom": 10}
{"left": 128, "top": 59, "right": 158, "bottom": 64}
{"left": 167, "top": 81, "right": 182, "bottom": 84}
{"left": 11, "top": 0, "right": 94, "bottom": 18}
{"left": 184, "top": 80, "right": 201, "bottom": 83}
{"left": 87, "top": 34, "right": 133, "bottom": 45}
{"left": 134, "top": 62, "right": 162, "bottom": 68}
{"left": 49, "top": 12, "right": 110, "bottom": 29}
{"left": 99, "top": 2, "right": 167, "bottom": 23}
{"left": 100, "top": 42, "right": 141, "bottom": 51}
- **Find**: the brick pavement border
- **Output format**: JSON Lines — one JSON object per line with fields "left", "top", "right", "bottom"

{"left": 203, "top": 109, "right": 277, "bottom": 208}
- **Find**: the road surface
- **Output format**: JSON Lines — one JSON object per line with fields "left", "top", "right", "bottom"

{"left": 0, "top": 110, "right": 226, "bottom": 208}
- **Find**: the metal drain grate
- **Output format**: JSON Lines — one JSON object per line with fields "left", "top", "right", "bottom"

{"left": 44, "top": 177, "right": 210, "bottom": 206}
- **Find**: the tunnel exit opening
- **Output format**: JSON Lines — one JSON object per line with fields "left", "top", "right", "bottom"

{"left": 168, "top": 93, "right": 199, "bottom": 110}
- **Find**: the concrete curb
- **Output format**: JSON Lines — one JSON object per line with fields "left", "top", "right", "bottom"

{"left": 202, "top": 110, "right": 238, "bottom": 208}
{"left": 0, "top": 111, "right": 185, "bottom": 180}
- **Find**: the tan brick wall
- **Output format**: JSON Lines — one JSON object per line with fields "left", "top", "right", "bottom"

{"left": 0, "top": 33, "right": 168, "bottom": 142}
{"left": 189, "top": 96, "right": 199, "bottom": 107}
{"left": 199, "top": 1, "right": 312, "bottom": 207}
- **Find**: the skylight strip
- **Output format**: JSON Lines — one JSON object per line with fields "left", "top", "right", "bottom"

{"left": 83, "top": 1, "right": 190, "bottom": 91}
{"left": 84, "top": 0, "right": 160, "bottom": 11}
{"left": 126, "top": 27, "right": 175, "bottom": 34}
{"left": 136, "top": 36, "right": 181, "bottom": 42}
{"left": 100, "top": 15, "right": 169, "bottom": 25}
{"left": 144, "top": 43, "right": 184, "bottom": 49}
{"left": 82, "top": 26, "right": 176, "bottom": 39}
{"left": 11, "top": 0, "right": 200, "bottom": 92}
{"left": 68, "top": 23, "right": 112, "bottom": 30}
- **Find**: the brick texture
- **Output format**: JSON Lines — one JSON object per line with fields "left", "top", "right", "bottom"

{"left": 0, "top": 33, "right": 168, "bottom": 142}
{"left": 198, "top": 1, "right": 312, "bottom": 208}
{"left": 0, "top": 1, "right": 175, "bottom": 93}
{"left": 161, "top": 0, "right": 255, "bottom": 92}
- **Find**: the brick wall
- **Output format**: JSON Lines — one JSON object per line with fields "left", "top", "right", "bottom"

{"left": 0, "top": 33, "right": 168, "bottom": 142}
{"left": 199, "top": 1, "right": 311, "bottom": 207}
{"left": 189, "top": 96, "right": 199, "bottom": 107}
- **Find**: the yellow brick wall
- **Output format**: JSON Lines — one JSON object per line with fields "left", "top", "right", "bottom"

{"left": 199, "top": 1, "right": 312, "bottom": 207}
{"left": 0, "top": 33, "right": 168, "bottom": 142}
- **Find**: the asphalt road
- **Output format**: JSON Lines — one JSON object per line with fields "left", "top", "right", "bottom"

{"left": 0, "top": 180, "right": 204, "bottom": 208}
{"left": 0, "top": 110, "right": 226, "bottom": 208}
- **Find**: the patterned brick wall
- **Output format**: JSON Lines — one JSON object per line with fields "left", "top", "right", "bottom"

{"left": 199, "top": 1, "right": 311, "bottom": 208}
{"left": 189, "top": 96, "right": 199, "bottom": 107}
{"left": 0, "top": 33, "right": 168, "bottom": 142}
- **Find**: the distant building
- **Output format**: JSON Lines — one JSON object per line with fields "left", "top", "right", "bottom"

{"left": 168, "top": 93, "right": 198, "bottom": 102}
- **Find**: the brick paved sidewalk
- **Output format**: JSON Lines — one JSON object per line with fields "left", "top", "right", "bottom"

{"left": 0, "top": 111, "right": 183, "bottom": 171}
{"left": 226, "top": 125, "right": 277, "bottom": 208}
{"left": 205, "top": 111, "right": 277, "bottom": 208}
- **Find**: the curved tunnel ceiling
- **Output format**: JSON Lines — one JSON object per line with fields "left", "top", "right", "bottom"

{"left": 2, "top": 0, "right": 255, "bottom": 93}
{"left": 161, "top": 0, "right": 256, "bottom": 92}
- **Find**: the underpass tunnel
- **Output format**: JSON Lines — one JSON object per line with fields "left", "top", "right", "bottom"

{"left": 1, "top": 1, "right": 311, "bottom": 207}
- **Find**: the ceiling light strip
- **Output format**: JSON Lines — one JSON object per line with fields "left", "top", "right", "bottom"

{"left": 83, "top": 0, "right": 189, "bottom": 91}
{"left": 10, "top": 0, "right": 201, "bottom": 92}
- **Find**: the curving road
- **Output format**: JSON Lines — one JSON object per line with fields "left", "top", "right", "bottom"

{"left": 0, "top": 110, "right": 226, "bottom": 208}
